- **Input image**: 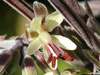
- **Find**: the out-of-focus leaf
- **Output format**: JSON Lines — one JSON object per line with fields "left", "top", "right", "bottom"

{"left": 58, "top": 59, "right": 90, "bottom": 75}
{"left": 83, "top": 50, "right": 100, "bottom": 68}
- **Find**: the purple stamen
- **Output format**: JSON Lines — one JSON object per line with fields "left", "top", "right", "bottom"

{"left": 48, "top": 43, "right": 61, "bottom": 56}
{"left": 55, "top": 45, "right": 64, "bottom": 54}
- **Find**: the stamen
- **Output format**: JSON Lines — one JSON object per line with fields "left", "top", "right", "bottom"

{"left": 52, "top": 56, "right": 57, "bottom": 68}
{"left": 56, "top": 53, "right": 61, "bottom": 59}
{"left": 55, "top": 45, "right": 64, "bottom": 54}
{"left": 49, "top": 43, "right": 60, "bottom": 55}
{"left": 63, "top": 52, "right": 73, "bottom": 61}
{"left": 66, "top": 56, "right": 73, "bottom": 61}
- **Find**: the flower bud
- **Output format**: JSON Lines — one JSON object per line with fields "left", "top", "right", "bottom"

{"left": 33, "top": 1, "right": 48, "bottom": 17}
{"left": 5, "top": 50, "right": 20, "bottom": 74}
{"left": 22, "top": 55, "right": 37, "bottom": 75}
{"left": 0, "top": 49, "right": 12, "bottom": 74}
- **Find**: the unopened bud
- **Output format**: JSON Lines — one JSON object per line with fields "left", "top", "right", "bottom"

{"left": 33, "top": 1, "right": 48, "bottom": 18}
{"left": 22, "top": 55, "right": 37, "bottom": 75}
{"left": 5, "top": 51, "right": 20, "bottom": 74}
{"left": 0, "top": 49, "right": 12, "bottom": 74}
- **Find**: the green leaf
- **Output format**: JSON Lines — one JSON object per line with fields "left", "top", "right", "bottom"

{"left": 58, "top": 59, "right": 91, "bottom": 75}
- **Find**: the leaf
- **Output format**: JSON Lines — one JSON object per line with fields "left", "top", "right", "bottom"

{"left": 58, "top": 59, "right": 91, "bottom": 75}
{"left": 83, "top": 50, "right": 100, "bottom": 68}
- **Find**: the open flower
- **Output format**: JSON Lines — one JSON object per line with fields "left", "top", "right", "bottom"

{"left": 26, "top": 1, "right": 77, "bottom": 70}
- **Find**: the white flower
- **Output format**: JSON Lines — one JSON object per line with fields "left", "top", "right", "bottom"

{"left": 26, "top": 1, "right": 77, "bottom": 70}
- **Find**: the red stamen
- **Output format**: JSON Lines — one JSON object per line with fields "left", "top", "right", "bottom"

{"left": 52, "top": 56, "right": 56, "bottom": 68}
{"left": 66, "top": 57, "right": 73, "bottom": 61}
{"left": 62, "top": 52, "right": 73, "bottom": 61}
{"left": 64, "top": 52, "right": 69, "bottom": 58}
{"left": 56, "top": 53, "right": 61, "bottom": 59}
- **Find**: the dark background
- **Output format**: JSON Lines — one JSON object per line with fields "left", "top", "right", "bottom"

{"left": 0, "top": 0, "right": 84, "bottom": 38}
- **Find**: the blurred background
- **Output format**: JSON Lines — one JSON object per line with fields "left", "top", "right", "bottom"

{"left": 0, "top": 0, "right": 55, "bottom": 38}
{"left": 0, "top": 0, "right": 100, "bottom": 75}
{"left": 0, "top": 0, "right": 85, "bottom": 38}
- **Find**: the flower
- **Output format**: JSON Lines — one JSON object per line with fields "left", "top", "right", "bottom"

{"left": 34, "top": 51, "right": 60, "bottom": 75}
{"left": 26, "top": 1, "right": 77, "bottom": 70}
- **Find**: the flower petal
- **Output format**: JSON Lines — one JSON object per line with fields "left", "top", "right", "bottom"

{"left": 52, "top": 35, "right": 77, "bottom": 50}
{"left": 42, "top": 45, "right": 49, "bottom": 62}
{"left": 33, "top": 1, "right": 48, "bottom": 17}
{"left": 44, "top": 11, "right": 63, "bottom": 32}
{"left": 27, "top": 38, "right": 42, "bottom": 55}
{"left": 30, "top": 17, "right": 42, "bottom": 33}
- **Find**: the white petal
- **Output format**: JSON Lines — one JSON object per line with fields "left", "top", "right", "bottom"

{"left": 30, "top": 17, "right": 42, "bottom": 33}
{"left": 42, "top": 45, "right": 49, "bottom": 62}
{"left": 27, "top": 38, "right": 42, "bottom": 55}
{"left": 44, "top": 11, "right": 63, "bottom": 32}
{"left": 52, "top": 35, "right": 77, "bottom": 50}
